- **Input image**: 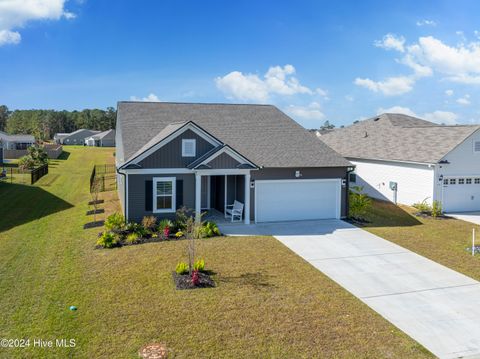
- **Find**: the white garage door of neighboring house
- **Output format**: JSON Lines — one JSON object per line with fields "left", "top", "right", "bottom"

{"left": 442, "top": 177, "right": 480, "bottom": 212}
{"left": 255, "top": 179, "right": 341, "bottom": 223}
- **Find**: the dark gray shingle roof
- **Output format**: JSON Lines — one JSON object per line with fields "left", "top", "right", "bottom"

{"left": 320, "top": 113, "right": 480, "bottom": 164}
{"left": 116, "top": 102, "right": 350, "bottom": 168}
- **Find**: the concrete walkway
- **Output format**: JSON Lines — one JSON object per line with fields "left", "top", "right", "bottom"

{"left": 448, "top": 212, "right": 480, "bottom": 226}
{"left": 220, "top": 219, "right": 480, "bottom": 359}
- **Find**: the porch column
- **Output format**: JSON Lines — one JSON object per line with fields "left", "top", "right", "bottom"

{"left": 244, "top": 173, "right": 251, "bottom": 224}
{"left": 195, "top": 173, "right": 202, "bottom": 222}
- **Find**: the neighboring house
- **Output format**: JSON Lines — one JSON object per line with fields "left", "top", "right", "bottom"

{"left": 116, "top": 102, "right": 351, "bottom": 223}
{"left": 54, "top": 129, "right": 101, "bottom": 145}
{"left": 320, "top": 113, "right": 480, "bottom": 212}
{"left": 85, "top": 129, "right": 115, "bottom": 147}
{"left": 0, "top": 131, "right": 35, "bottom": 150}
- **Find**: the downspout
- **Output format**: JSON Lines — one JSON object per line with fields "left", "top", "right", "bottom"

{"left": 346, "top": 166, "right": 356, "bottom": 219}
{"left": 116, "top": 166, "right": 128, "bottom": 221}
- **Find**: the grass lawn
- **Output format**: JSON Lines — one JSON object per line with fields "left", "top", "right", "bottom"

{"left": 0, "top": 147, "right": 431, "bottom": 358}
{"left": 362, "top": 200, "right": 480, "bottom": 281}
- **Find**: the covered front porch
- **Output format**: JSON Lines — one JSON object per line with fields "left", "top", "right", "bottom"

{"left": 194, "top": 170, "right": 251, "bottom": 224}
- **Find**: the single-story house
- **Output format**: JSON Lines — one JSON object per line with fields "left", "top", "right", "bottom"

{"left": 115, "top": 101, "right": 352, "bottom": 223}
{"left": 320, "top": 113, "right": 480, "bottom": 213}
{"left": 54, "top": 129, "right": 101, "bottom": 145}
{"left": 85, "top": 129, "right": 115, "bottom": 147}
{"left": 0, "top": 131, "right": 35, "bottom": 150}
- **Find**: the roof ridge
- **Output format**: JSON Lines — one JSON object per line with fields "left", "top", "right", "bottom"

{"left": 117, "top": 100, "right": 275, "bottom": 107}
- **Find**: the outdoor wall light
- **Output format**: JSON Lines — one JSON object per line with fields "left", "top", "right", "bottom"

{"left": 295, "top": 170, "right": 302, "bottom": 178}
{"left": 250, "top": 179, "right": 255, "bottom": 188}
{"left": 438, "top": 174, "right": 444, "bottom": 182}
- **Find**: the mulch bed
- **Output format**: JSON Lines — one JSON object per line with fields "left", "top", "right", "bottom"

{"left": 172, "top": 271, "right": 216, "bottom": 290}
{"left": 84, "top": 220, "right": 105, "bottom": 229}
{"left": 345, "top": 217, "right": 371, "bottom": 225}
{"left": 414, "top": 212, "right": 452, "bottom": 220}
{"left": 86, "top": 209, "right": 105, "bottom": 215}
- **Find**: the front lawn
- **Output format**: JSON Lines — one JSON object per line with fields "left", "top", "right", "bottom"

{"left": 362, "top": 199, "right": 480, "bottom": 281}
{"left": 0, "top": 147, "right": 431, "bottom": 358}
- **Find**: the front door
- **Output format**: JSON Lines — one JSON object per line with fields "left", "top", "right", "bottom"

{"left": 201, "top": 176, "right": 210, "bottom": 209}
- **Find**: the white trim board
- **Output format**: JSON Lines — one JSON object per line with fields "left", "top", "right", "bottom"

{"left": 193, "top": 145, "right": 257, "bottom": 169}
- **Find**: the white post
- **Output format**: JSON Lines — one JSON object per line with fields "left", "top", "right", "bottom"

{"left": 244, "top": 173, "right": 251, "bottom": 224}
{"left": 195, "top": 173, "right": 202, "bottom": 223}
{"left": 473, "top": 228, "right": 476, "bottom": 256}
{"left": 224, "top": 175, "right": 227, "bottom": 217}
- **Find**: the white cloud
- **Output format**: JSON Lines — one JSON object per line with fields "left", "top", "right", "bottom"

{"left": 285, "top": 102, "right": 325, "bottom": 120}
{"left": 408, "top": 36, "right": 480, "bottom": 83}
{"left": 354, "top": 76, "right": 415, "bottom": 96}
{"left": 0, "top": 0, "right": 75, "bottom": 46}
{"left": 316, "top": 87, "right": 329, "bottom": 97}
{"left": 374, "top": 33, "right": 406, "bottom": 52}
{"left": 345, "top": 95, "right": 354, "bottom": 102}
{"left": 445, "top": 89, "right": 454, "bottom": 96}
{"left": 215, "top": 64, "right": 320, "bottom": 102}
{"left": 456, "top": 94, "right": 471, "bottom": 105}
{"left": 376, "top": 106, "right": 458, "bottom": 125}
{"left": 130, "top": 93, "right": 161, "bottom": 102}
{"left": 377, "top": 106, "right": 417, "bottom": 117}
{"left": 398, "top": 54, "right": 433, "bottom": 77}
{"left": 424, "top": 110, "right": 458, "bottom": 125}
{"left": 0, "top": 30, "right": 21, "bottom": 45}
{"left": 416, "top": 19, "right": 436, "bottom": 26}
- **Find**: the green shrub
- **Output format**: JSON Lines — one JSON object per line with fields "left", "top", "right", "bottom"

{"left": 412, "top": 198, "right": 432, "bottom": 213}
{"left": 158, "top": 219, "right": 173, "bottom": 230}
{"left": 349, "top": 186, "right": 372, "bottom": 219}
{"left": 125, "top": 232, "right": 140, "bottom": 244}
{"left": 175, "top": 206, "right": 195, "bottom": 230}
{"left": 432, "top": 200, "right": 442, "bottom": 218}
{"left": 105, "top": 213, "right": 125, "bottom": 232}
{"left": 126, "top": 222, "right": 147, "bottom": 237}
{"left": 193, "top": 259, "right": 205, "bottom": 272}
{"left": 175, "top": 262, "right": 189, "bottom": 275}
{"left": 141, "top": 216, "right": 157, "bottom": 231}
{"left": 97, "top": 231, "right": 118, "bottom": 248}
{"left": 201, "top": 221, "right": 221, "bottom": 238}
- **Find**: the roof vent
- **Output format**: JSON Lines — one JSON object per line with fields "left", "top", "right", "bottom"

{"left": 373, "top": 117, "right": 380, "bottom": 122}
{"left": 363, "top": 131, "right": 368, "bottom": 138}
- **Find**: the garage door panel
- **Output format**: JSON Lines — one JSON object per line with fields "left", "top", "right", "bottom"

{"left": 255, "top": 180, "right": 340, "bottom": 222}
{"left": 443, "top": 180, "right": 480, "bottom": 212}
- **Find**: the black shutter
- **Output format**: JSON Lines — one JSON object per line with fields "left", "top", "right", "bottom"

{"left": 145, "top": 180, "right": 153, "bottom": 211}
{"left": 176, "top": 179, "right": 183, "bottom": 209}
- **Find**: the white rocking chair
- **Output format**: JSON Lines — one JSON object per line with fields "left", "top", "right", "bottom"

{"left": 225, "top": 200, "right": 244, "bottom": 222}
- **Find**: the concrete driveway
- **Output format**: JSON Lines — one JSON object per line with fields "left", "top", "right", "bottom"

{"left": 448, "top": 212, "right": 480, "bottom": 226}
{"left": 220, "top": 219, "right": 480, "bottom": 359}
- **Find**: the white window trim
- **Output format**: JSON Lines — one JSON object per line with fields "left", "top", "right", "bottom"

{"left": 182, "top": 139, "right": 196, "bottom": 157}
{"left": 153, "top": 177, "right": 176, "bottom": 213}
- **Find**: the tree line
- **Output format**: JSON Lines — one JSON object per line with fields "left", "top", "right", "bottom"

{"left": 0, "top": 105, "right": 116, "bottom": 141}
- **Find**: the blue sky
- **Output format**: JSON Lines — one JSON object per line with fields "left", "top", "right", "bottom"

{"left": 1, "top": 0, "right": 480, "bottom": 128}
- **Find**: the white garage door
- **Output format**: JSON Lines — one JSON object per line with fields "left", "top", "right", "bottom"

{"left": 255, "top": 179, "right": 341, "bottom": 223}
{"left": 443, "top": 177, "right": 480, "bottom": 212}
